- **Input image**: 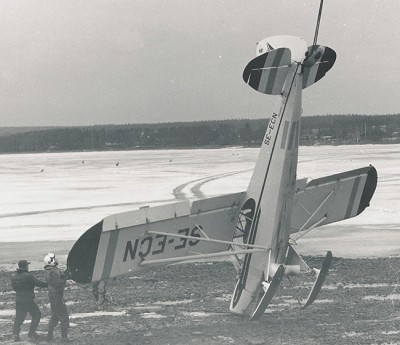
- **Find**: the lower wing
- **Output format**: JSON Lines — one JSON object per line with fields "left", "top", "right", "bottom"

{"left": 290, "top": 165, "right": 377, "bottom": 238}
{"left": 68, "top": 192, "right": 248, "bottom": 283}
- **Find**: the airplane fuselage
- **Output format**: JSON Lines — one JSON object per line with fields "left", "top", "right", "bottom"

{"left": 230, "top": 59, "right": 303, "bottom": 314}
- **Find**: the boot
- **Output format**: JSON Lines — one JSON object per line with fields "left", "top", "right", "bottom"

{"left": 13, "top": 335, "right": 21, "bottom": 342}
{"left": 28, "top": 331, "right": 40, "bottom": 340}
{"left": 61, "top": 328, "right": 72, "bottom": 343}
{"left": 61, "top": 336, "right": 73, "bottom": 343}
{"left": 46, "top": 327, "right": 54, "bottom": 342}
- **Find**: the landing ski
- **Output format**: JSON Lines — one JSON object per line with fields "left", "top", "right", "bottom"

{"left": 302, "top": 251, "right": 332, "bottom": 309}
{"left": 250, "top": 264, "right": 285, "bottom": 320}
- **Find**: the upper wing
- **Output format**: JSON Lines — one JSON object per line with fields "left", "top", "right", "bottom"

{"left": 290, "top": 166, "right": 377, "bottom": 237}
{"left": 68, "top": 192, "right": 245, "bottom": 283}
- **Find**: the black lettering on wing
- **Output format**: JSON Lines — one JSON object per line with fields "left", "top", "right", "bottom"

{"left": 189, "top": 226, "right": 201, "bottom": 246}
{"left": 123, "top": 239, "right": 139, "bottom": 262}
{"left": 139, "top": 236, "right": 153, "bottom": 258}
{"left": 152, "top": 234, "right": 167, "bottom": 255}
{"left": 175, "top": 228, "right": 189, "bottom": 250}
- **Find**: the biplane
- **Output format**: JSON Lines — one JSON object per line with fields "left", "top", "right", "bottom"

{"left": 67, "top": 1, "right": 377, "bottom": 320}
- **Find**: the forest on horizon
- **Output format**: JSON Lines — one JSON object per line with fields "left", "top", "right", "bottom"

{"left": 0, "top": 114, "right": 399, "bottom": 154}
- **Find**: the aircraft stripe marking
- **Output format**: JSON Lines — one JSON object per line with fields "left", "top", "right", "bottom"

{"left": 101, "top": 229, "right": 120, "bottom": 280}
{"left": 250, "top": 70, "right": 262, "bottom": 90}
{"left": 232, "top": 208, "right": 261, "bottom": 306}
{"left": 306, "top": 167, "right": 370, "bottom": 187}
{"left": 280, "top": 121, "right": 290, "bottom": 149}
{"left": 294, "top": 121, "right": 300, "bottom": 149}
{"left": 345, "top": 176, "right": 361, "bottom": 219}
{"left": 257, "top": 53, "right": 274, "bottom": 92}
{"left": 265, "top": 49, "right": 285, "bottom": 94}
{"left": 357, "top": 167, "right": 377, "bottom": 214}
{"left": 91, "top": 231, "right": 111, "bottom": 282}
{"left": 258, "top": 50, "right": 280, "bottom": 93}
{"left": 287, "top": 121, "right": 297, "bottom": 150}
{"left": 244, "top": 48, "right": 291, "bottom": 95}
{"left": 275, "top": 66, "right": 291, "bottom": 94}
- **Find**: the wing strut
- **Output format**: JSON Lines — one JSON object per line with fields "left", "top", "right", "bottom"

{"left": 291, "top": 216, "right": 327, "bottom": 242}
{"left": 298, "top": 190, "right": 333, "bottom": 231}
{"left": 147, "top": 230, "right": 268, "bottom": 250}
{"left": 194, "top": 224, "right": 210, "bottom": 239}
{"left": 291, "top": 189, "right": 334, "bottom": 240}
{"left": 139, "top": 248, "right": 267, "bottom": 267}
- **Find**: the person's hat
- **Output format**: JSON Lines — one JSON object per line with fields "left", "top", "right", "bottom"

{"left": 18, "top": 260, "right": 31, "bottom": 268}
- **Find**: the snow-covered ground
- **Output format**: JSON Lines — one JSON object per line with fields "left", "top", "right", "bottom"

{"left": 0, "top": 144, "right": 398, "bottom": 258}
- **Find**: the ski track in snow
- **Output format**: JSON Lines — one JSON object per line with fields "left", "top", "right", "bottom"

{"left": 0, "top": 199, "right": 178, "bottom": 219}
{"left": 2, "top": 169, "right": 252, "bottom": 220}
{"left": 173, "top": 170, "right": 251, "bottom": 199}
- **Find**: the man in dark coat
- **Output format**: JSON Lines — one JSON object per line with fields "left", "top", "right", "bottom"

{"left": 43, "top": 253, "right": 71, "bottom": 343}
{"left": 11, "top": 259, "right": 48, "bottom": 342}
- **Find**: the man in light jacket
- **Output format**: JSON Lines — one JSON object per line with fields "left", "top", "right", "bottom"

{"left": 43, "top": 253, "right": 71, "bottom": 343}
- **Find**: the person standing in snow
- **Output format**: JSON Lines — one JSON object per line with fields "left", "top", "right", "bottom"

{"left": 43, "top": 253, "right": 71, "bottom": 343}
{"left": 11, "top": 259, "right": 47, "bottom": 342}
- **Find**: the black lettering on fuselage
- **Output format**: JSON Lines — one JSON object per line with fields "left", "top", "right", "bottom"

{"left": 264, "top": 112, "right": 279, "bottom": 145}
{"left": 269, "top": 113, "right": 277, "bottom": 126}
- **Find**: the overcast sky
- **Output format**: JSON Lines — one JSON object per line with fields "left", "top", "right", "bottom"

{"left": 1, "top": 0, "right": 399, "bottom": 126}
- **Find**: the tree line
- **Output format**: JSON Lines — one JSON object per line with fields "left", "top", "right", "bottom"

{"left": 0, "top": 114, "right": 399, "bottom": 154}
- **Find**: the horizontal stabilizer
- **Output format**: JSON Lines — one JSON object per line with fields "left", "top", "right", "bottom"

{"left": 290, "top": 166, "right": 377, "bottom": 236}
{"left": 302, "top": 45, "right": 336, "bottom": 89}
{"left": 243, "top": 48, "right": 291, "bottom": 95}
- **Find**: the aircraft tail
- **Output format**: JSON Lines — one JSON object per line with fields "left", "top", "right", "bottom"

{"left": 243, "top": 36, "right": 336, "bottom": 93}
